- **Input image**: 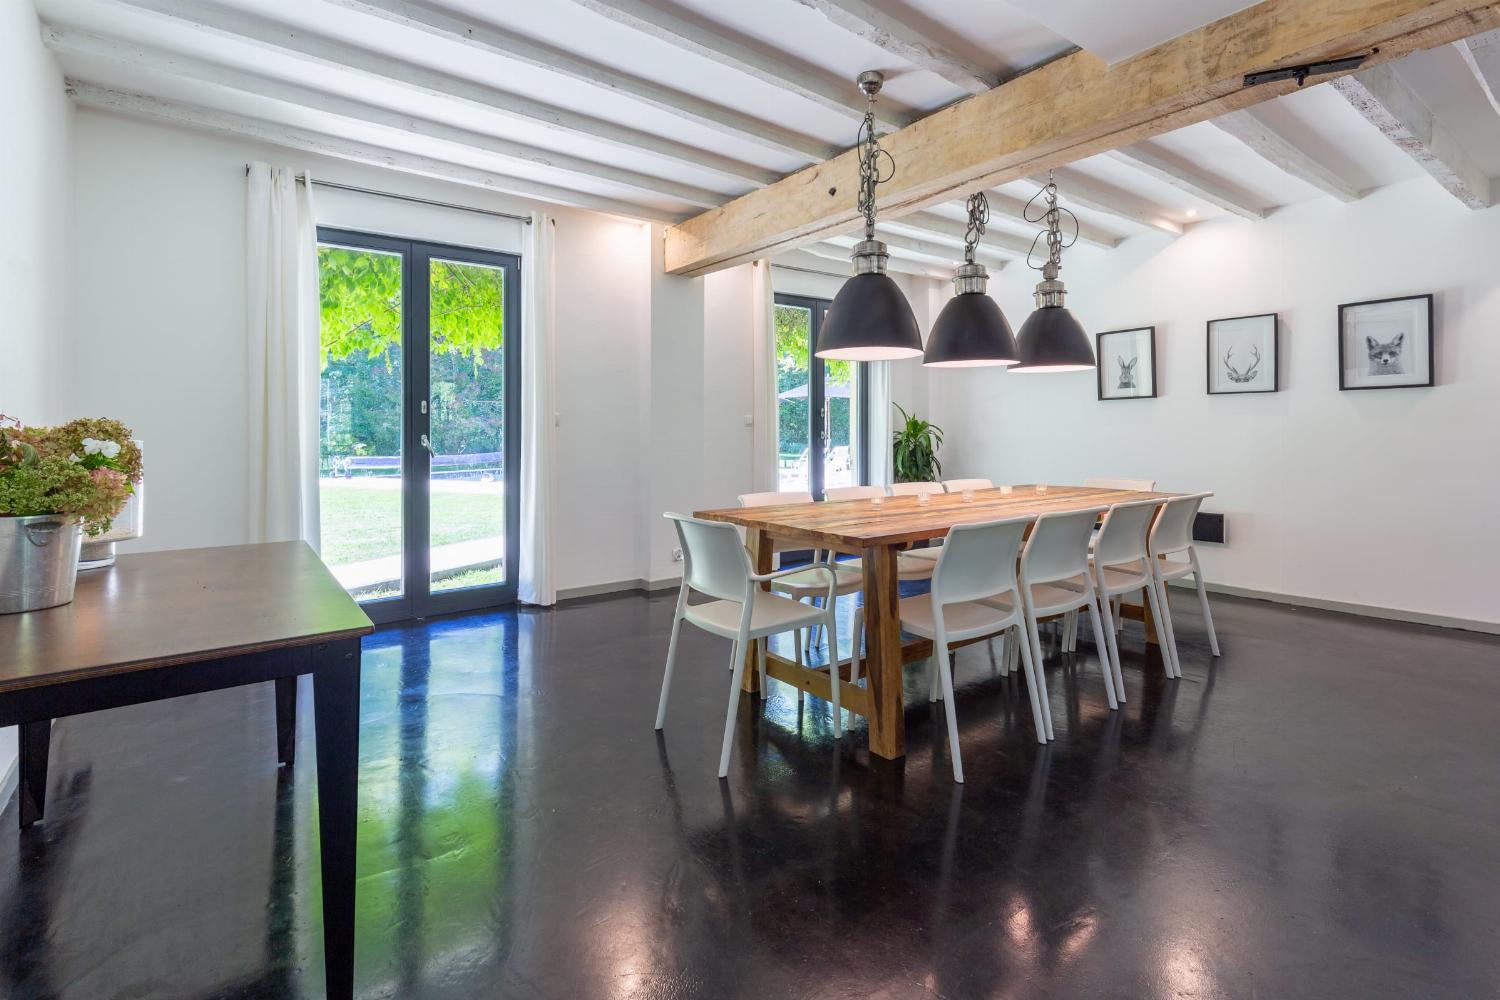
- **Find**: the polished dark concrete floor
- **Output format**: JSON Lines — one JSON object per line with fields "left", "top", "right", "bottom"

{"left": 3, "top": 587, "right": 1499, "bottom": 999}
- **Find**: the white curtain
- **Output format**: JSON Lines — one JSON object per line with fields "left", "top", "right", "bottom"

{"left": 866, "top": 361, "right": 893, "bottom": 487}
{"left": 751, "top": 259, "right": 778, "bottom": 492}
{"left": 245, "top": 162, "right": 320, "bottom": 549}
{"left": 519, "top": 211, "right": 557, "bottom": 606}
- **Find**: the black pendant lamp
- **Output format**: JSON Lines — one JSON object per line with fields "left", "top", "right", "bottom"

{"left": 924, "top": 192, "right": 1018, "bottom": 367}
{"left": 815, "top": 71, "right": 923, "bottom": 362}
{"left": 1012, "top": 171, "right": 1096, "bottom": 373}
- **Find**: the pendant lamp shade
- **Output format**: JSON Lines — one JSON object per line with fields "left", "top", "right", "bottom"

{"left": 924, "top": 261, "right": 1017, "bottom": 367}
{"left": 815, "top": 244, "right": 923, "bottom": 361}
{"left": 1012, "top": 303, "right": 1095, "bottom": 372}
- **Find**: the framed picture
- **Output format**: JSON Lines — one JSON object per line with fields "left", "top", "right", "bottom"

{"left": 1207, "top": 313, "right": 1278, "bottom": 394}
{"left": 1096, "top": 327, "right": 1156, "bottom": 400}
{"left": 1338, "top": 294, "right": 1434, "bottom": 390}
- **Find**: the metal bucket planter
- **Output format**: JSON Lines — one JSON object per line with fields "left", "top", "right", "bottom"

{"left": 0, "top": 514, "right": 83, "bottom": 614}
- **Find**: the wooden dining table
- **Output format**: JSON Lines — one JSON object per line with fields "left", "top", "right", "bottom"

{"left": 695, "top": 484, "right": 1178, "bottom": 760}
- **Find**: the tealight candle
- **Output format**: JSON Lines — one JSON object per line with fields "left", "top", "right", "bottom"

{"left": 1037, "top": 483, "right": 1049, "bottom": 495}
{"left": 999, "top": 485, "right": 1013, "bottom": 497}
{"left": 871, "top": 495, "right": 884, "bottom": 509}
{"left": 961, "top": 488, "right": 975, "bottom": 503}
{"left": 917, "top": 492, "right": 931, "bottom": 506}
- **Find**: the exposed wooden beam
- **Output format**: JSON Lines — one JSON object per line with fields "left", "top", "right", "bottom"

{"left": 45, "top": 24, "right": 726, "bottom": 209}
{"left": 1107, "top": 145, "right": 1268, "bottom": 220}
{"left": 569, "top": 0, "right": 908, "bottom": 128}
{"left": 1026, "top": 171, "right": 1183, "bottom": 236}
{"left": 67, "top": 82, "right": 685, "bottom": 223}
{"left": 787, "top": 0, "right": 998, "bottom": 95}
{"left": 983, "top": 190, "right": 1123, "bottom": 249}
{"left": 107, "top": 0, "right": 778, "bottom": 187}
{"left": 1213, "top": 109, "right": 1362, "bottom": 202}
{"left": 886, "top": 211, "right": 1037, "bottom": 258}
{"left": 319, "top": 0, "right": 832, "bottom": 161}
{"left": 1455, "top": 27, "right": 1500, "bottom": 116}
{"left": 664, "top": 0, "right": 1500, "bottom": 274}
{"left": 1333, "top": 62, "right": 1492, "bottom": 208}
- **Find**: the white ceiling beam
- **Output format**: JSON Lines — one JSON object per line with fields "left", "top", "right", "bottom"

{"left": 787, "top": 0, "right": 997, "bottom": 95}
{"left": 318, "top": 0, "right": 832, "bottom": 162}
{"left": 1455, "top": 28, "right": 1500, "bottom": 118}
{"left": 829, "top": 229, "right": 1007, "bottom": 269}
{"left": 981, "top": 190, "right": 1122, "bottom": 250}
{"left": 1212, "top": 109, "right": 1361, "bottom": 203}
{"left": 889, "top": 210, "right": 1053, "bottom": 259}
{"left": 1107, "top": 145, "right": 1267, "bottom": 221}
{"left": 568, "top": 0, "right": 908, "bottom": 129}
{"left": 796, "top": 242, "right": 944, "bottom": 279}
{"left": 1332, "top": 63, "right": 1491, "bottom": 209}
{"left": 45, "top": 24, "right": 726, "bottom": 210}
{"left": 105, "top": 0, "right": 779, "bottom": 187}
{"left": 67, "top": 82, "right": 685, "bottom": 223}
{"left": 1026, "top": 171, "right": 1182, "bottom": 236}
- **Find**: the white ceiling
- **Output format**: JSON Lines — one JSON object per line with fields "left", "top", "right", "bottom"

{"left": 32, "top": 0, "right": 1500, "bottom": 270}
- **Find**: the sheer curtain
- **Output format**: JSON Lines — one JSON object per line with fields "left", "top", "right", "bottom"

{"left": 519, "top": 211, "right": 557, "bottom": 606}
{"left": 751, "top": 259, "right": 778, "bottom": 492}
{"left": 866, "top": 361, "right": 893, "bottom": 487}
{"left": 245, "top": 162, "right": 320, "bottom": 548}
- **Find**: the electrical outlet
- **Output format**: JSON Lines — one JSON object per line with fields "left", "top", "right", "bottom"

{"left": 671, "top": 547, "right": 684, "bottom": 562}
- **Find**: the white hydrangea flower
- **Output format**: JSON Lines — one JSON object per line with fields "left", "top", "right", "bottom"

{"left": 82, "top": 437, "right": 102, "bottom": 455}
{"left": 100, "top": 440, "right": 121, "bottom": 459}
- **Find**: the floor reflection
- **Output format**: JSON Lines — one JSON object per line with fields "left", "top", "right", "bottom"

{"left": 1, "top": 591, "right": 1498, "bottom": 998}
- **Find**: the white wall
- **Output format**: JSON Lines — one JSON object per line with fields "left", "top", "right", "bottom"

{"left": 930, "top": 179, "right": 1500, "bottom": 625}
{"left": 0, "top": 0, "right": 74, "bottom": 805}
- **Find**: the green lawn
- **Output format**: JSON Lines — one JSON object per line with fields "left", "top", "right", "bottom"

{"left": 319, "top": 480, "right": 503, "bottom": 568}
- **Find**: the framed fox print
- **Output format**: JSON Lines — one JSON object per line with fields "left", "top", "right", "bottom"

{"left": 1207, "top": 313, "right": 1278, "bottom": 394}
{"left": 1097, "top": 327, "right": 1156, "bottom": 400}
{"left": 1338, "top": 294, "right": 1434, "bottom": 390}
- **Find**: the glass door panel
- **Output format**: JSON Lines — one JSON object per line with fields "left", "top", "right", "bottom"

{"left": 427, "top": 257, "right": 508, "bottom": 596}
{"left": 775, "top": 302, "right": 812, "bottom": 493}
{"left": 317, "top": 242, "right": 407, "bottom": 604}
{"left": 822, "top": 356, "right": 857, "bottom": 491}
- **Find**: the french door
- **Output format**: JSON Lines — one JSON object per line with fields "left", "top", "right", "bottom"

{"left": 316, "top": 228, "right": 521, "bottom": 623}
{"left": 774, "top": 293, "right": 867, "bottom": 498}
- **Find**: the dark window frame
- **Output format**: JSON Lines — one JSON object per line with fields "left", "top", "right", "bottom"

{"left": 773, "top": 292, "right": 870, "bottom": 498}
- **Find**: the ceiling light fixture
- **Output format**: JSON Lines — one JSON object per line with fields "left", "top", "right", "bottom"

{"left": 815, "top": 71, "right": 923, "bottom": 362}
{"left": 1011, "top": 171, "right": 1095, "bottom": 373}
{"left": 923, "top": 191, "right": 1018, "bottom": 367}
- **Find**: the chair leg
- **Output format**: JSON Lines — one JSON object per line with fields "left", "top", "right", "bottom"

{"left": 993, "top": 631, "right": 1007, "bottom": 676}
{"left": 929, "top": 652, "right": 941, "bottom": 702}
{"left": 718, "top": 635, "right": 748, "bottom": 778}
{"left": 655, "top": 614, "right": 684, "bottom": 730}
{"left": 1155, "top": 572, "right": 1183, "bottom": 678}
{"left": 1095, "top": 583, "right": 1125, "bottom": 703}
{"left": 757, "top": 639, "right": 769, "bottom": 695}
{"left": 1083, "top": 591, "right": 1119, "bottom": 709}
{"left": 1007, "top": 627, "right": 1020, "bottom": 676}
{"left": 1192, "top": 554, "right": 1220, "bottom": 656}
{"left": 935, "top": 627, "right": 963, "bottom": 783}
{"left": 1141, "top": 579, "right": 1174, "bottom": 679}
{"left": 848, "top": 606, "right": 865, "bottom": 682}
{"left": 1014, "top": 613, "right": 1047, "bottom": 744}
{"left": 1021, "top": 596, "right": 1055, "bottom": 741}
{"left": 825, "top": 609, "right": 842, "bottom": 737}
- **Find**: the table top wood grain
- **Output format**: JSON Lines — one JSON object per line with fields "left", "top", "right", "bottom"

{"left": 696, "top": 484, "right": 1179, "bottom": 550}
{"left": 0, "top": 541, "right": 374, "bottom": 694}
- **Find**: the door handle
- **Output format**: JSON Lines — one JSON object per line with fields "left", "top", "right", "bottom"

{"left": 419, "top": 433, "right": 433, "bottom": 453}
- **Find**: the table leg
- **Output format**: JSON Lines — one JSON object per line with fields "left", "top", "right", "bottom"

{"left": 741, "top": 529, "right": 773, "bottom": 695}
{"left": 1142, "top": 593, "right": 1160, "bottom": 645}
{"left": 313, "top": 638, "right": 361, "bottom": 1000}
{"left": 274, "top": 675, "right": 298, "bottom": 767}
{"left": 18, "top": 719, "right": 50, "bottom": 829}
{"left": 861, "top": 545, "right": 905, "bottom": 759}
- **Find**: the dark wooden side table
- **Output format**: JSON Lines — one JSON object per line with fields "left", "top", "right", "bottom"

{"left": 0, "top": 541, "right": 374, "bottom": 1000}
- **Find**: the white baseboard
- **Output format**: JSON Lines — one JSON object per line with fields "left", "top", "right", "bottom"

{"left": 1184, "top": 580, "right": 1500, "bottom": 636}
{"left": 556, "top": 575, "right": 679, "bottom": 602}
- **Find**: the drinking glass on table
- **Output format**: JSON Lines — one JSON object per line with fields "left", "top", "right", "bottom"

{"left": 917, "top": 492, "right": 931, "bottom": 507}
{"left": 999, "top": 484, "right": 1013, "bottom": 497}
{"left": 1037, "top": 483, "right": 1049, "bottom": 495}
{"left": 961, "top": 488, "right": 975, "bottom": 502}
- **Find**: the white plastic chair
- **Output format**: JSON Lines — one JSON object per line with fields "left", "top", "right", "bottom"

{"left": 1150, "top": 492, "right": 1220, "bottom": 671}
{"left": 1012, "top": 507, "right": 1118, "bottom": 739}
{"left": 897, "top": 516, "right": 1040, "bottom": 780}
{"left": 739, "top": 490, "right": 862, "bottom": 658}
{"left": 1090, "top": 498, "right": 1174, "bottom": 693}
{"left": 887, "top": 481, "right": 942, "bottom": 497}
{"left": 1084, "top": 477, "right": 1157, "bottom": 491}
{"left": 942, "top": 478, "right": 993, "bottom": 493}
{"left": 823, "top": 485, "right": 884, "bottom": 502}
{"left": 657, "top": 513, "right": 841, "bottom": 777}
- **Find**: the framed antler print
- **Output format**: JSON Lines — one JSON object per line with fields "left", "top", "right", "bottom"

{"left": 1207, "top": 313, "right": 1279, "bottom": 394}
{"left": 1096, "top": 327, "right": 1156, "bottom": 400}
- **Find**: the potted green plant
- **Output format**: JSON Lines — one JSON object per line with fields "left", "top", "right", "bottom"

{"left": 0, "top": 416, "right": 143, "bottom": 613}
{"left": 892, "top": 403, "right": 943, "bottom": 483}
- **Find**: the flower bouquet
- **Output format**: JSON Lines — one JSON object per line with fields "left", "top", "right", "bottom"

{"left": 0, "top": 416, "right": 144, "bottom": 612}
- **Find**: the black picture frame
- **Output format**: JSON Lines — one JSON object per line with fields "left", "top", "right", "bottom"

{"left": 1096, "top": 327, "right": 1157, "bottom": 400}
{"left": 1338, "top": 293, "right": 1434, "bottom": 391}
{"left": 1206, "top": 313, "right": 1279, "bottom": 394}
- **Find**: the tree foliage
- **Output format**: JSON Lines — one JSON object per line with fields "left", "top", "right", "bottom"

{"left": 775, "top": 304, "right": 854, "bottom": 456}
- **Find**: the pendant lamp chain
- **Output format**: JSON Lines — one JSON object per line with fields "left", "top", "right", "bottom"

{"left": 1026, "top": 170, "right": 1078, "bottom": 281}
{"left": 962, "top": 191, "right": 989, "bottom": 265}
{"left": 855, "top": 72, "right": 895, "bottom": 242}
